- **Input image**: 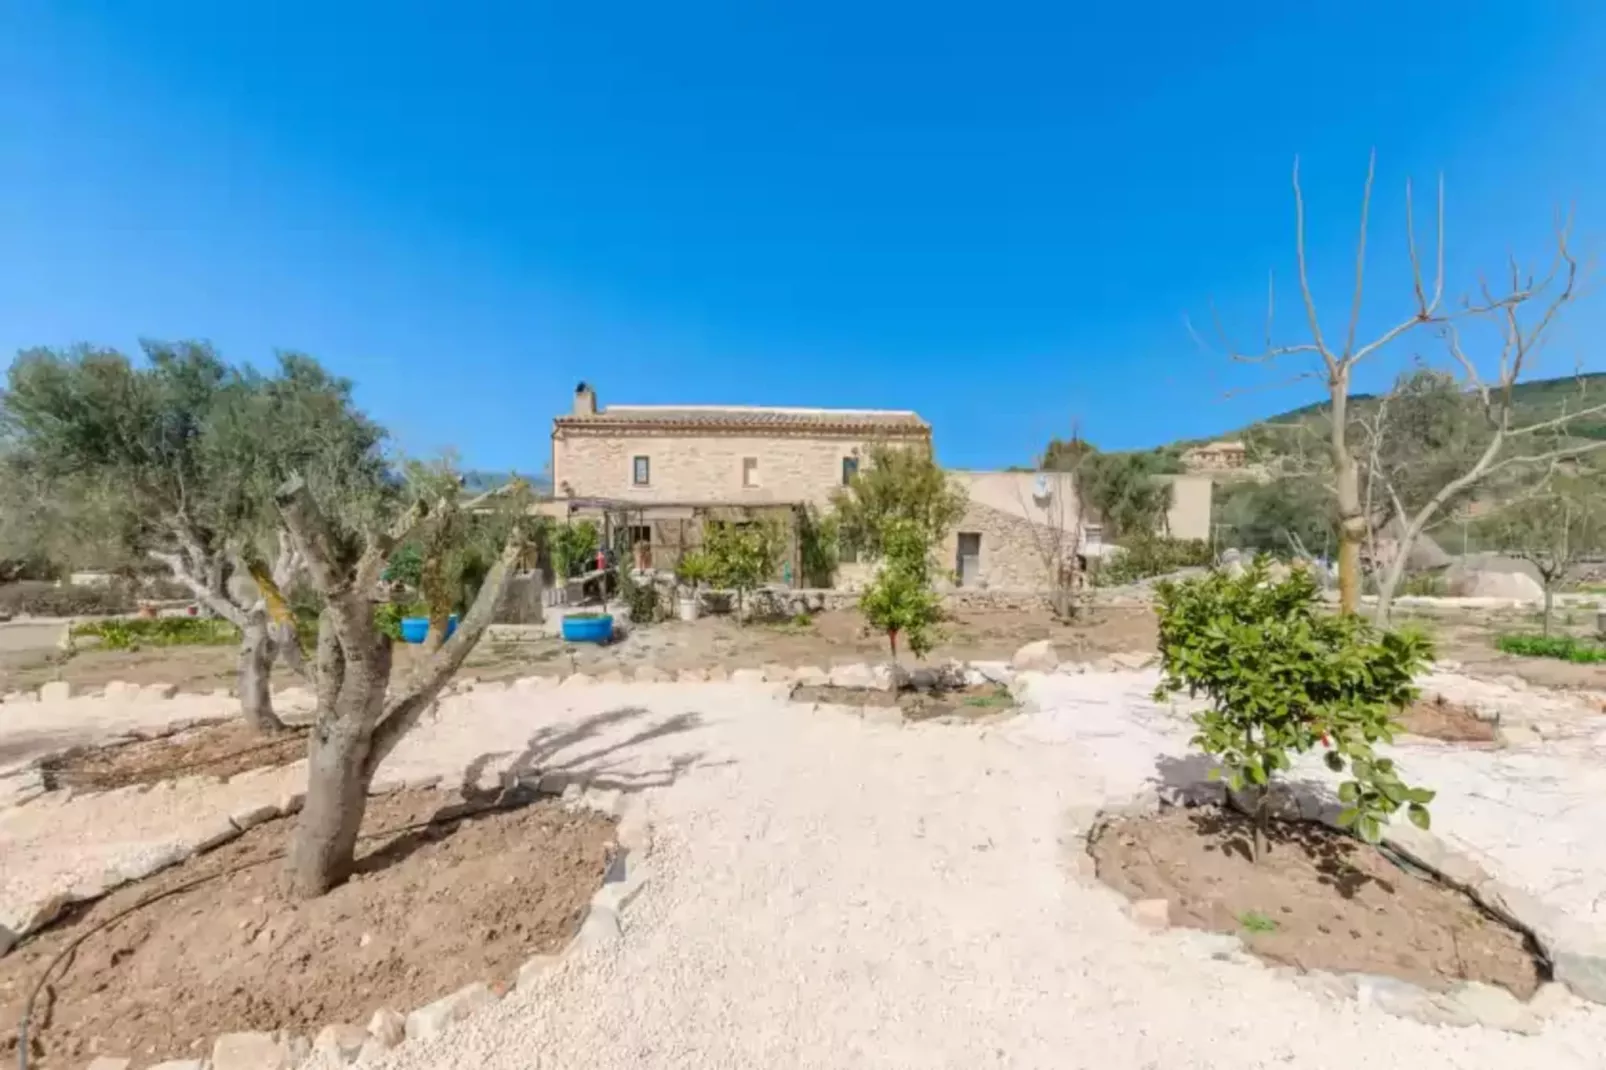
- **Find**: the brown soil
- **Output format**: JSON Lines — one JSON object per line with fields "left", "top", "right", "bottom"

{"left": 790, "top": 683, "right": 1017, "bottom": 721}
{"left": 1090, "top": 805, "right": 1544, "bottom": 998}
{"left": 41, "top": 721, "right": 309, "bottom": 793}
{"left": 1398, "top": 696, "right": 1499, "bottom": 744}
{"left": 0, "top": 789, "right": 616, "bottom": 1069}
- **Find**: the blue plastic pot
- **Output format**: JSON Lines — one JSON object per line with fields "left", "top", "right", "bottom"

{"left": 561, "top": 613, "right": 614, "bottom": 644}
{"left": 400, "top": 615, "right": 458, "bottom": 644}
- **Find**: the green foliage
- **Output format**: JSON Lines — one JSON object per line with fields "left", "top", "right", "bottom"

{"left": 831, "top": 444, "right": 967, "bottom": 561}
{"left": 962, "top": 687, "right": 1014, "bottom": 709}
{"left": 551, "top": 520, "right": 599, "bottom": 578}
{"left": 1094, "top": 535, "right": 1212, "bottom": 587}
{"left": 71, "top": 615, "right": 239, "bottom": 650}
{"left": 703, "top": 519, "right": 784, "bottom": 618}
{"left": 1153, "top": 558, "right": 1435, "bottom": 854}
{"left": 1477, "top": 474, "right": 1606, "bottom": 634}
{"left": 616, "top": 566, "right": 664, "bottom": 625}
{"left": 1396, "top": 572, "right": 1448, "bottom": 598}
{"left": 674, "top": 549, "right": 713, "bottom": 589}
{"left": 1078, "top": 452, "right": 1176, "bottom": 540}
{"left": 1496, "top": 633, "right": 1606, "bottom": 664}
{"left": 1212, "top": 476, "right": 1334, "bottom": 557}
{"left": 858, "top": 519, "right": 943, "bottom": 660}
{"left": 383, "top": 544, "right": 424, "bottom": 588}
{"left": 796, "top": 504, "right": 840, "bottom": 587}
{"left": 1238, "top": 911, "right": 1279, "bottom": 934}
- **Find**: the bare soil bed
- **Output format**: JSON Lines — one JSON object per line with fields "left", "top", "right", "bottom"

{"left": 0, "top": 789, "right": 615, "bottom": 1069}
{"left": 1397, "top": 696, "right": 1499, "bottom": 744}
{"left": 790, "top": 683, "right": 1017, "bottom": 721}
{"left": 40, "top": 721, "right": 309, "bottom": 793}
{"left": 1090, "top": 805, "right": 1543, "bottom": 998}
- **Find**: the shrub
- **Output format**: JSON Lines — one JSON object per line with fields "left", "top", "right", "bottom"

{"left": 72, "top": 615, "right": 239, "bottom": 650}
{"left": 0, "top": 581, "right": 136, "bottom": 618}
{"left": 1153, "top": 557, "right": 1435, "bottom": 858}
{"left": 703, "top": 519, "right": 783, "bottom": 622}
{"left": 616, "top": 566, "right": 664, "bottom": 625}
{"left": 1095, "top": 535, "right": 1213, "bottom": 587}
{"left": 551, "top": 520, "right": 600, "bottom": 579}
{"left": 858, "top": 519, "right": 943, "bottom": 661}
{"left": 1496, "top": 633, "right": 1606, "bottom": 664}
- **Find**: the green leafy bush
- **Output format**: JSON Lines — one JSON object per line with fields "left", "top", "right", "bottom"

{"left": 1153, "top": 557, "right": 1435, "bottom": 857}
{"left": 858, "top": 519, "right": 943, "bottom": 661}
{"left": 1094, "top": 535, "right": 1213, "bottom": 587}
{"left": 552, "top": 520, "right": 600, "bottom": 579}
{"left": 616, "top": 566, "right": 664, "bottom": 625}
{"left": 72, "top": 615, "right": 239, "bottom": 650}
{"left": 1, "top": 581, "right": 137, "bottom": 618}
{"left": 1496, "top": 633, "right": 1606, "bottom": 663}
{"left": 703, "top": 520, "right": 783, "bottom": 622}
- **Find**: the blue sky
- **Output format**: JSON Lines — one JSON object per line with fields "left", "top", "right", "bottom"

{"left": 2, "top": 3, "right": 1604, "bottom": 471}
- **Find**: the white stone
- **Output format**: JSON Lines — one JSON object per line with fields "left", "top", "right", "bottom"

{"left": 1129, "top": 898, "right": 1170, "bottom": 929}
{"left": 599, "top": 669, "right": 626, "bottom": 684}
{"left": 142, "top": 682, "right": 179, "bottom": 700}
{"left": 560, "top": 672, "right": 595, "bottom": 689}
{"left": 512, "top": 674, "right": 557, "bottom": 691}
{"left": 211, "top": 1030, "right": 300, "bottom": 1070}
{"left": 516, "top": 953, "right": 564, "bottom": 991}
{"left": 761, "top": 662, "right": 792, "bottom": 682}
{"left": 1105, "top": 651, "right": 1155, "bottom": 671}
{"left": 404, "top": 982, "right": 497, "bottom": 1041}
{"left": 576, "top": 902, "right": 623, "bottom": 949}
{"left": 869, "top": 663, "right": 905, "bottom": 692}
{"left": 1010, "top": 640, "right": 1059, "bottom": 672}
{"left": 597, "top": 848, "right": 649, "bottom": 913}
{"left": 365, "top": 1008, "right": 406, "bottom": 1049}
{"left": 147, "top": 1061, "right": 206, "bottom": 1070}
{"left": 863, "top": 705, "right": 903, "bottom": 726}
{"left": 793, "top": 665, "right": 829, "bottom": 686}
{"left": 730, "top": 668, "right": 767, "bottom": 686}
{"left": 705, "top": 666, "right": 729, "bottom": 681}
{"left": 632, "top": 665, "right": 668, "bottom": 683}
{"left": 1448, "top": 981, "right": 1542, "bottom": 1034}
{"left": 828, "top": 663, "right": 877, "bottom": 689}
{"left": 585, "top": 787, "right": 624, "bottom": 817}
{"left": 230, "top": 803, "right": 281, "bottom": 830}
{"left": 101, "top": 679, "right": 135, "bottom": 700}
{"left": 39, "top": 680, "right": 73, "bottom": 702}
{"left": 312, "top": 1023, "right": 370, "bottom": 1063}
{"left": 85, "top": 1058, "right": 132, "bottom": 1070}
{"left": 676, "top": 668, "right": 707, "bottom": 683}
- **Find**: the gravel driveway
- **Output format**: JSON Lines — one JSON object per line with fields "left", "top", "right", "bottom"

{"left": 367, "top": 674, "right": 1606, "bottom": 1070}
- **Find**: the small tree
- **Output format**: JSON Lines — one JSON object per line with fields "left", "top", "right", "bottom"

{"left": 1077, "top": 452, "right": 1176, "bottom": 540}
{"left": 832, "top": 443, "right": 966, "bottom": 561}
{"left": 702, "top": 519, "right": 782, "bottom": 622}
{"left": 274, "top": 474, "right": 530, "bottom": 896}
{"left": 858, "top": 519, "right": 942, "bottom": 662}
{"left": 551, "top": 520, "right": 599, "bottom": 579}
{"left": 1480, "top": 474, "right": 1606, "bottom": 635}
{"left": 1153, "top": 558, "right": 1434, "bottom": 860}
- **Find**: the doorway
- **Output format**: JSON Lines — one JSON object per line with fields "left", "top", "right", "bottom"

{"left": 956, "top": 532, "right": 981, "bottom": 587}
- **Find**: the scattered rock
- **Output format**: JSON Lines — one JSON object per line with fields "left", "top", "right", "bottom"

{"left": 39, "top": 680, "right": 73, "bottom": 702}
{"left": 792, "top": 665, "right": 828, "bottom": 686}
{"left": 312, "top": 1024, "right": 370, "bottom": 1063}
{"left": 632, "top": 666, "right": 668, "bottom": 683}
{"left": 1448, "top": 981, "right": 1542, "bottom": 1034}
{"left": 676, "top": 668, "right": 707, "bottom": 683}
{"left": 1497, "top": 724, "right": 1543, "bottom": 748}
{"left": 598, "top": 669, "right": 626, "bottom": 684}
{"left": 730, "top": 668, "right": 766, "bottom": 686}
{"left": 85, "top": 1058, "right": 132, "bottom": 1070}
{"left": 560, "top": 673, "right": 594, "bottom": 689}
{"left": 1010, "top": 640, "right": 1058, "bottom": 672}
{"left": 142, "top": 682, "right": 179, "bottom": 701}
{"left": 1379, "top": 823, "right": 1487, "bottom": 890}
{"left": 404, "top": 982, "right": 497, "bottom": 1042}
{"left": 102, "top": 680, "right": 135, "bottom": 700}
{"left": 705, "top": 666, "right": 729, "bottom": 682}
{"left": 211, "top": 1030, "right": 301, "bottom": 1070}
{"left": 869, "top": 663, "right": 905, "bottom": 692}
{"left": 365, "top": 1009, "right": 406, "bottom": 1049}
{"left": 147, "top": 1061, "right": 206, "bottom": 1070}
{"left": 1551, "top": 940, "right": 1606, "bottom": 1006}
{"left": 1129, "top": 898, "right": 1170, "bottom": 929}
{"left": 828, "top": 663, "right": 877, "bottom": 689}
{"left": 512, "top": 675, "right": 556, "bottom": 692}
{"left": 761, "top": 663, "right": 791, "bottom": 682}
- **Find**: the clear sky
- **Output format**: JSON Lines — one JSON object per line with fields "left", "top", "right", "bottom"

{"left": 3, "top": 2, "right": 1604, "bottom": 471}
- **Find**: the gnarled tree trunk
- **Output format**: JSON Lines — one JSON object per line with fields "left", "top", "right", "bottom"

{"left": 237, "top": 611, "right": 283, "bottom": 733}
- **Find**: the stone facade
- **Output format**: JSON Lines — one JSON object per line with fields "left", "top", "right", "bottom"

{"left": 941, "top": 472, "right": 1081, "bottom": 591}
{"left": 551, "top": 384, "right": 931, "bottom": 507}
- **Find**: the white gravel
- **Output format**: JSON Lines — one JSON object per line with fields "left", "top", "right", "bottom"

{"left": 371, "top": 675, "right": 1606, "bottom": 1070}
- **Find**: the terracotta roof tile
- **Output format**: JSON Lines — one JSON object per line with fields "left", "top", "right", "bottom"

{"left": 555, "top": 406, "right": 930, "bottom": 432}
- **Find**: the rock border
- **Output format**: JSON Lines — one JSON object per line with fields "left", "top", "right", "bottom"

{"left": 1066, "top": 786, "right": 1606, "bottom": 1033}
{"left": 11, "top": 778, "right": 652, "bottom": 1070}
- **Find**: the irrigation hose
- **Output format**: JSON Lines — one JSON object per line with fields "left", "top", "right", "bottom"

{"left": 13, "top": 797, "right": 515, "bottom": 1070}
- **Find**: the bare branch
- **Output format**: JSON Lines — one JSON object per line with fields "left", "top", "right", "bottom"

{"left": 363, "top": 527, "right": 526, "bottom": 775}
{"left": 148, "top": 550, "right": 249, "bottom": 629}
{"left": 1342, "top": 150, "right": 1377, "bottom": 359}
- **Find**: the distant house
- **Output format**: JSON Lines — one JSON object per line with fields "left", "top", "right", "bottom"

{"left": 1181, "top": 441, "right": 1248, "bottom": 473}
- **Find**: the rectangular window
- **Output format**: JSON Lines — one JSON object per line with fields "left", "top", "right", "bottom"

{"left": 629, "top": 524, "right": 651, "bottom": 546}
{"left": 632, "top": 456, "right": 650, "bottom": 486}
{"left": 742, "top": 457, "right": 759, "bottom": 488}
{"left": 839, "top": 533, "right": 859, "bottom": 565}
{"left": 842, "top": 456, "right": 859, "bottom": 485}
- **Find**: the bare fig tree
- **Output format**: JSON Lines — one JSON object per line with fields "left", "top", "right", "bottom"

{"left": 1015, "top": 469, "right": 1083, "bottom": 620}
{"left": 1199, "top": 155, "right": 1602, "bottom": 615}
{"left": 273, "top": 474, "right": 528, "bottom": 897}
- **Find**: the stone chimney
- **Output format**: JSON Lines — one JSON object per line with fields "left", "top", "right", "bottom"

{"left": 574, "top": 381, "right": 597, "bottom": 416}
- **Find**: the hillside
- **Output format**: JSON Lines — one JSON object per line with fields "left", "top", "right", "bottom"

{"left": 1225, "top": 372, "right": 1606, "bottom": 448}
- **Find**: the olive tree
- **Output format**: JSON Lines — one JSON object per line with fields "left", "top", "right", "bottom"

{"left": 0, "top": 343, "right": 390, "bottom": 731}
{"left": 273, "top": 473, "right": 530, "bottom": 896}
{"left": 831, "top": 443, "right": 967, "bottom": 561}
{"left": 1480, "top": 474, "right": 1606, "bottom": 635}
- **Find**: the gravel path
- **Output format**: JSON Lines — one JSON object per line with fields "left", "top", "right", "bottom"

{"left": 375, "top": 675, "right": 1606, "bottom": 1070}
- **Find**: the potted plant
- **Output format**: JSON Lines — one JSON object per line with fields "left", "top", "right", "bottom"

{"left": 675, "top": 550, "right": 712, "bottom": 622}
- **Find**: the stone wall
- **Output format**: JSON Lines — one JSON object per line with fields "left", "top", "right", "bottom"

{"left": 553, "top": 429, "right": 928, "bottom": 506}
{"left": 939, "top": 498, "right": 1065, "bottom": 591}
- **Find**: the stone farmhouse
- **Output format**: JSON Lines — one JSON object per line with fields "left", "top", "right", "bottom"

{"left": 548, "top": 383, "right": 1212, "bottom": 593}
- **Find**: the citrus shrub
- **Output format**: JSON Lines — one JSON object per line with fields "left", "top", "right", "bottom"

{"left": 858, "top": 519, "right": 942, "bottom": 662}
{"left": 1152, "top": 556, "right": 1435, "bottom": 859}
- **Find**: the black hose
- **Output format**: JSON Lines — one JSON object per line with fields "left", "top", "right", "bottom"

{"left": 14, "top": 797, "right": 513, "bottom": 1070}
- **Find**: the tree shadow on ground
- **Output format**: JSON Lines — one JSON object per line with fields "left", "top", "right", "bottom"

{"left": 354, "top": 706, "right": 705, "bottom": 878}
{"left": 1149, "top": 752, "right": 1388, "bottom": 900}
